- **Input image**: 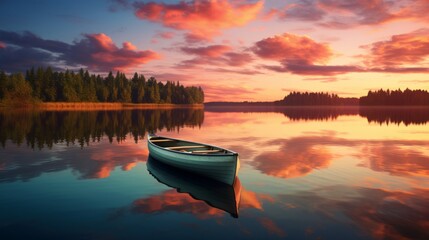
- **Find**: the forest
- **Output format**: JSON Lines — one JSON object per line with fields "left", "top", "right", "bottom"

{"left": 275, "top": 92, "right": 359, "bottom": 106}
{"left": 207, "top": 90, "right": 429, "bottom": 106}
{"left": 360, "top": 89, "right": 429, "bottom": 106}
{"left": 0, "top": 67, "right": 204, "bottom": 106}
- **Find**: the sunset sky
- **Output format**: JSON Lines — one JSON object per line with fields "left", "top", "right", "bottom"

{"left": 1, "top": 0, "right": 429, "bottom": 101}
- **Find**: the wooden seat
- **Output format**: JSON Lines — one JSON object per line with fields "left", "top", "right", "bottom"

{"left": 166, "top": 145, "right": 206, "bottom": 150}
{"left": 192, "top": 149, "right": 222, "bottom": 153}
{"left": 151, "top": 139, "right": 175, "bottom": 142}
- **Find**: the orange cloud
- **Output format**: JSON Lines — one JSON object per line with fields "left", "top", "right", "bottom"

{"left": 253, "top": 33, "right": 332, "bottom": 64}
{"left": 133, "top": 0, "right": 264, "bottom": 41}
{"left": 253, "top": 137, "right": 333, "bottom": 178}
{"left": 365, "top": 28, "right": 429, "bottom": 67}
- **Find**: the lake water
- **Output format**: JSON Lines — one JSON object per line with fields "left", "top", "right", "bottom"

{"left": 1, "top": 107, "right": 428, "bottom": 240}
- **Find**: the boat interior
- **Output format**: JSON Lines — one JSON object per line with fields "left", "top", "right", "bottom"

{"left": 150, "top": 136, "right": 229, "bottom": 154}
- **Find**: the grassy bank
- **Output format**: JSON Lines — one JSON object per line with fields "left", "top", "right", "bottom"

{"left": 0, "top": 101, "right": 204, "bottom": 110}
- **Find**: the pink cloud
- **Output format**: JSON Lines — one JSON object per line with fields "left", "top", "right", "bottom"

{"left": 199, "top": 83, "right": 262, "bottom": 102}
{"left": 68, "top": 33, "right": 161, "bottom": 71}
{"left": 317, "top": 0, "right": 395, "bottom": 26}
{"left": 133, "top": 0, "right": 264, "bottom": 41}
{"left": 253, "top": 31, "right": 429, "bottom": 76}
{"left": 122, "top": 41, "right": 137, "bottom": 50}
{"left": 0, "top": 41, "right": 5, "bottom": 48}
{"left": 157, "top": 31, "right": 175, "bottom": 39}
{"left": 0, "top": 30, "right": 160, "bottom": 72}
{"left": 181, "top": 45, "right": 232, "bottom": 57}
{"left": 264, "top": 61, "right": 364, "bottom": 76}
{"left": 278, "top": 0, "right": 326, "bottom": 21}
{"left": 274, "top": 0, "right": 429, "bottom": 29}
{"left": 151, "top": 31, "right": 176, "bottom": 44}
{"left": 252, "top": 33, "right": 332, "bottom": 64}
{"left": 178, "top": 44, "right": 254, "bottom": 68}
{"left": 364, "top": 28, "right": 429, "bottom": 67}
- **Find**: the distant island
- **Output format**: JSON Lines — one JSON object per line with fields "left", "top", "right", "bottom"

{"left": 0, "top": 67, "right": 204, "bottom": 108}
{"left": 206, "top": 89, "right": 429, "bottom": 106}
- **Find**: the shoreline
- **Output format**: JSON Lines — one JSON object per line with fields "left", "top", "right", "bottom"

{"left": 0, "top": 102, "right": 204, "bottom": 111}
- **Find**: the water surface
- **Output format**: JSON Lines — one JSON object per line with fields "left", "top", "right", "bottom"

{"left": 1, "top": 107, "right": 428, "bottom": 239}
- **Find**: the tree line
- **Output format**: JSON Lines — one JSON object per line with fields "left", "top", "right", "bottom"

{"left": 206, "top": 90, "right": 429, "bottom": 106}
{"left": 275, "top": 92, "right": 359, "bottom": 106}
{"left": 360, "top": 89, "right": 429, "bottom": 106}
{"left": 0, "top": 67, "right": 204, "bottom": 105}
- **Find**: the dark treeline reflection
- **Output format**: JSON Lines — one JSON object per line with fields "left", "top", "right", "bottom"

{"left": 359, "top": 107, "right": 429, "bottom": 126}
{"left": 205, "top": 106, "right": 429, "bottom": 124}
{"left": 0, "top": 109, "right": 204, "bottom": 149}
{"left": 280, "top": 107, "right": 358, "bottom": 121}
{"left": 205, "top": 106, "right": 358, "bottom": 121}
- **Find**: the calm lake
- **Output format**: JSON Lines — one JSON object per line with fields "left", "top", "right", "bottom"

{"left": 1, "top": 107, "right": 428, "bottom": 240}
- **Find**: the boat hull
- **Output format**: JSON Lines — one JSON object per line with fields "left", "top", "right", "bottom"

{"left": 147, "top": 136, "right": 239, "bottom": 185}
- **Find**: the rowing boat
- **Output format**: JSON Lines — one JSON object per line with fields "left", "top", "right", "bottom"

{"left": 147, "top": 157, "right": 242, "bottom": 218}
{"left": 147, "top": 134, "right": 240, "bottom": 185}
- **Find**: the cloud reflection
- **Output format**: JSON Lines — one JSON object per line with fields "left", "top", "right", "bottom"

{"left": 253, "top": 136, "right": 334, "bottom": 178}
{"left": 362, "top": 143, "right": 429, "bottom": 177}
{"left": 132, "top": 189, "right": 225, "bottom": 219}
{"left": 0, "top": 139, "right": 148, "bottom": 182}
{"left": 281, "top": 186, "right": 429, "bottom": 240}
{"left": 252, "top": 135, "right": 429, "bottom": 179}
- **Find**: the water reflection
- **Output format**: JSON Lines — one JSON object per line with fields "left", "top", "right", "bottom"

{"left": 205, "top": 106, "right": 429, "bottom": 124}
{"left": 359, "top": 107, "right": 429, "bottom": 126}
{"left": 0, "top": 139, "right": 148, "bottom": 182}
{"left": 1, "top": 107, "right": 429, "bottom": 239}
{"left": 359, "top": 142, "right": 429, "bottom": 177}
{"left": 252, "top": 134, "right": 429, "bottom": 179}
{"left": 280, "top": 186, "right": 429, "bottom": 240}
{"left": 0, "top": 109, "right": 204, "bottom": 148}
{"left": 139, "top": 157, "right": 241, "bottom": 218}
{"left": 252, "top": 136, "right": 334, "bottom": 178}
{"left": 205, "top": 106, "right": 358, "bottom": 121}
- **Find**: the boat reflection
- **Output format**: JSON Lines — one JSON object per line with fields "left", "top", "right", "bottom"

{"left": 146, "top": 156, "right": 242, "bottom": 218}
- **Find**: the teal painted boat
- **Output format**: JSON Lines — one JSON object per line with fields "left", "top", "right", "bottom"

{"left": 147, "top": 134, "right": 240, "bottom": 185}
{"left": 147, "top": 157, "right": 242, "bottom": 218}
